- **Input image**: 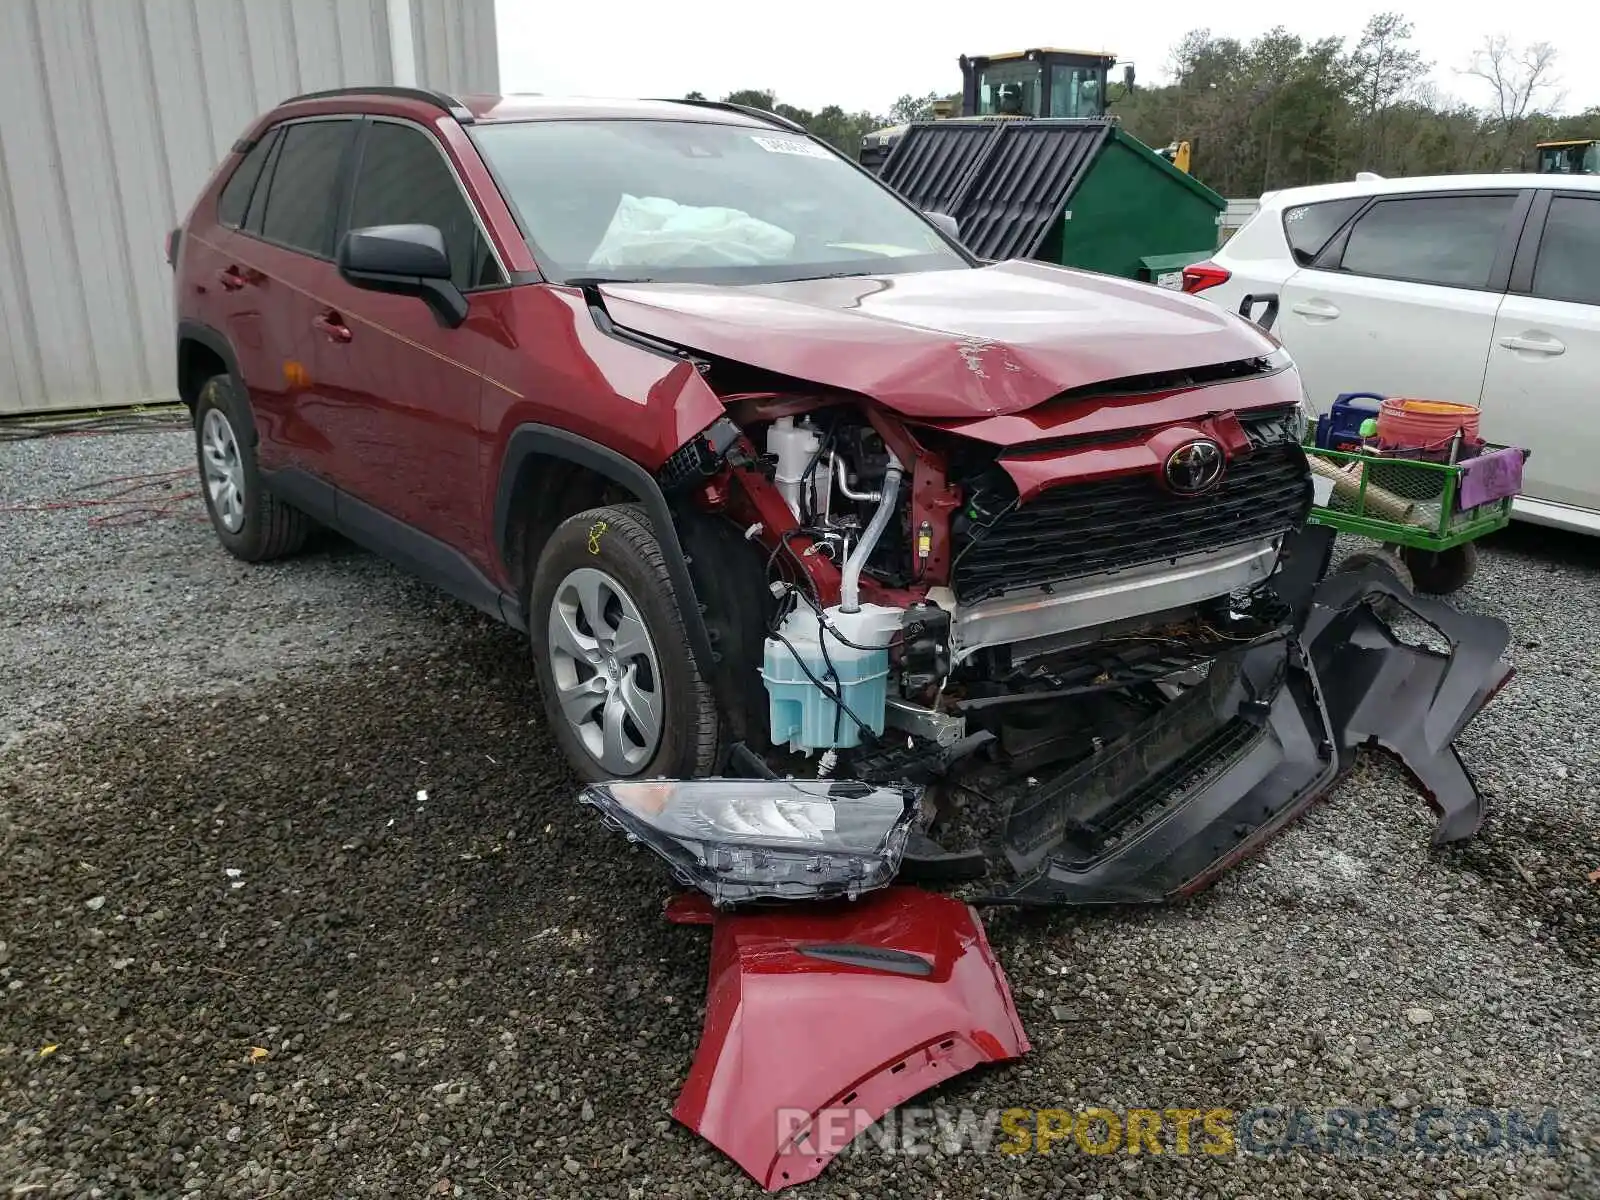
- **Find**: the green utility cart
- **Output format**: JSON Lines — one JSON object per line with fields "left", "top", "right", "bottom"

{"left": 875, "top": 118, "right": 1226, "bottom": 279}
{"left": 1304, "top": 445, "right": 1524, "bottom": 596}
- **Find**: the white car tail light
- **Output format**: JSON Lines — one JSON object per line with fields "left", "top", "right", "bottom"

{"left": 1181, "top": 262, "right": 1231, "bottom": 295}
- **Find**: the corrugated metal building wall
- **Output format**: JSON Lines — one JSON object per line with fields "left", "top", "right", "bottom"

{"left": 0, "top": 0, "right": 498, "bottom": 416}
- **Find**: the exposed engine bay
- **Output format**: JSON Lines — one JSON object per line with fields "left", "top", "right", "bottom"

{"left": 579, "top": 351, "right": 1515, "bottom": 908}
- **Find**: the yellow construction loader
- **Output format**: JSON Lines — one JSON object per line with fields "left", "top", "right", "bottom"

{"left": 861, "top": 48, "right": 1191, "bottom": 173}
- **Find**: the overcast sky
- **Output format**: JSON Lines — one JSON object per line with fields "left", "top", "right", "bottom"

{"left": 494, "top": 0, "right": 1597, "bottom": 117}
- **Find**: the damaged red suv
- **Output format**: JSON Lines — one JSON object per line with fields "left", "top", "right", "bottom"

{"left": 173, "top": 88, "right": 1510, "bottom": 911}
{"left": 173, "top": 88, "right": 1514, "bottom": 1190}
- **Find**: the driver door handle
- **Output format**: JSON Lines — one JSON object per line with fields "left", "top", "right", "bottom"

{"left": 1498, "top": 334, "right": 1564, "bottom": 355}
{"left": 1290, "top": 299, "right": 1340, "bottom": 320}
{"left": 313, "top": 310, "right": 353, "bottom": 344}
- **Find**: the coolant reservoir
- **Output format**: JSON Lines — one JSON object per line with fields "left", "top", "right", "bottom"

{"left": 766, "top": 416, "right": 821, "bottom": 519}
{"left": 762, "top": 603, "right": 901, "bottom": 752}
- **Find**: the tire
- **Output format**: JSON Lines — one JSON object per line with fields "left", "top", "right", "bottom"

{"left": 528, "top": 503, "right": 721, "bottom": 782}
{"left": 1401, "top": 542, "right": 1478, "bottom": 596}
{"left": 193, "top": 374, "right": 310, "bottom": 562}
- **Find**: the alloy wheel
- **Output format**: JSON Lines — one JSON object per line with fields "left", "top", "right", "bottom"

{"left": 546, "top": 567, "right": 665, "bottom": 775}
{"left": 201, "top": 407, "right": 247, "bottom": 533}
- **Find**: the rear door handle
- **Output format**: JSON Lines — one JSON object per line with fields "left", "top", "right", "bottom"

{"left": 313, "top": 311, "right": 353, "bottom": 344}
{"left": 1498, "top": 334, "right": 1564, "bottom": 356}
{"left": 217, "top": 266, "right": 247, "bottom": 291}
{"left": 1290, "top": 299, "right": 1340, "bottom": 320}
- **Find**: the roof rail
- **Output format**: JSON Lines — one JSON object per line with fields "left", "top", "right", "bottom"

{"left": 650, "top": 97, "right": 809, "bottom": 136}
{"left": 283, "top": 85, "right": 475, "bottom": 125}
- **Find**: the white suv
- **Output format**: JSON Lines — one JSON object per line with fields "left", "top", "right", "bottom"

{"left": 1183, "top": 173, "right": 1600, "bottom": 535}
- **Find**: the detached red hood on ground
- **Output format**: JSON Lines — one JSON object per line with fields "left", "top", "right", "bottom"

{"left": 599, "top": 260, "right": 1278, "bottom": 419}
{"left": 667, "top": 887, "right": 1029, "bottom": 1191}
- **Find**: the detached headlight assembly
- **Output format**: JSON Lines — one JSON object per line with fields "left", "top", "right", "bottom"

{"left": 579, "top": 778, "right": 919, "bottom": 905}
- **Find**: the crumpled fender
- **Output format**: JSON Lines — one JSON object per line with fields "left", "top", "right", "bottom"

{"left": 666, "top": 886, "right": 1029, "bottom": 1190}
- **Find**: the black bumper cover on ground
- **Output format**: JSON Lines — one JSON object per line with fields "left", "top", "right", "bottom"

{"left": 991, "top": 564, "right": 1513, "bottom": 906}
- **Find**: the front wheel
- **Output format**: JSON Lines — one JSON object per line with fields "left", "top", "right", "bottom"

{"left": 528, "top": 504, "right": 721, "bottom": 782}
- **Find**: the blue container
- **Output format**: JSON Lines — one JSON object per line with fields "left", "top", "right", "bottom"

{"left": 762, "top": 633, "right": 890, "bottom": 752}
{"left": 1315, "top": 392, "right": 1384, "bottom": 451}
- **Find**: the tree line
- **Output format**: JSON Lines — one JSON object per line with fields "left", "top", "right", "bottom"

{"left": 694, "top": 16, "right": 1597, "bottom": 198}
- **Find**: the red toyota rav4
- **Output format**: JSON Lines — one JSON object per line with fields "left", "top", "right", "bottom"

{"left": 171, "top": 87, "right": 1508, "bottom": 911}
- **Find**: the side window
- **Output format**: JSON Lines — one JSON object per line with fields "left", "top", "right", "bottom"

{"left": 347, "top": 121, "right": 503, "bottom": 290}
{"left": 217, "top": 131, "right": 277, "bottom": 227}
{"left": 242, "top": 130, "right": 283, "bottom": 234}
{"left": 1338, "top": 194, "right": 1518, "bottom": 289}
{"left": 1282, "top": 197, "right": 1363, "bottom": 265}
{"left": 1530, "top": 195, "right": 1600, "bottom": 306}
{"left": 258, "top": 120, "right": 357, "bottom": 256}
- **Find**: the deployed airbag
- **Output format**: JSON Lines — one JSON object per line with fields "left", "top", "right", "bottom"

{"left": 593, "top": 193, "right": 796, "bottom": 267}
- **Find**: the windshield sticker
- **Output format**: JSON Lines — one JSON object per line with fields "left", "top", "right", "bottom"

{"left": 750, "top": 134, "right": 832, "bottom": 159}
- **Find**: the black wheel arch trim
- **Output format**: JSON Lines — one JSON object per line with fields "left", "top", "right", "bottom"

{"left": 494, "top": 424, "right": 719, "bottom": 686}
{"left": 177, "top": 320, "right": 244, "bottom": 391}
{"left": 177, "top": 320, "right": 261, "bottom": 446}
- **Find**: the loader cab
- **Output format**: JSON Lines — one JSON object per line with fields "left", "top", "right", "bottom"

{"left": 961, "top": 49, "right": 1119, "bottom": 121}
{"left": 1535, "top": 139, "right": 1599, "bottom": 175}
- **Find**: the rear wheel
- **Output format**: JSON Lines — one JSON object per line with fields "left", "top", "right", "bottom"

{"left": 528, "top": 504, "right": 721, "bottom": 782}
{"left": 193, "top": 375, "right": 309, "bottom": 562}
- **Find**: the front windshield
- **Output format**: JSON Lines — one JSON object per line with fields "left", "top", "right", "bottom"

{"left": 976, "top": 62, "right": 1043, "bottom": 116}
{"left": 470, "top": 119, "right": 969, "bottom": 284}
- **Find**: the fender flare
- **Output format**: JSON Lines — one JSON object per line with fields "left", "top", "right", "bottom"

{"left": 176, "top": 319, "right": 244, "bottom": 390}
{"left": 493, "top": 424, "right": 719, "bottom": 686}
{"left": 176, "top": 320, "right": 259, "bottom": 445}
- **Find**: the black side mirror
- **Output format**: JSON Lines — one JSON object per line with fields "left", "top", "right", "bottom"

{"left": 337, "top": 224, "right": 467, "bottom": 327}
{"left": 924, "top": 211, "right": 961, "bottom": 242}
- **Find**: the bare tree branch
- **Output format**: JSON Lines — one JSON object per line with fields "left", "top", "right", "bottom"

{"left": 1461, "top": 34, "right": 1564, "bottom": 126}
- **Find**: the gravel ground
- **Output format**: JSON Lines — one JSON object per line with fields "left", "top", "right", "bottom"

{"left": 2, "top": 428, "right": 1596, "bottom": 1199}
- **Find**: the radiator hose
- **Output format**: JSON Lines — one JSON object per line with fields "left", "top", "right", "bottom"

{"left": 839, "top": 452, "right": 903, "bottom": 614}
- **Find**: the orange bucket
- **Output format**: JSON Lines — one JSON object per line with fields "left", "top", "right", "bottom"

{"left": 1375, "top": 397, "right": 1480, "bottom": 452}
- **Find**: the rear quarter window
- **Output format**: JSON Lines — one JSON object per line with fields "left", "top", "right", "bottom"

{"left": 1281, "top": 198, "right": 1364, "bottom": 265}
{"left": 217, "top": 133, "right": 277, "bottom": 228}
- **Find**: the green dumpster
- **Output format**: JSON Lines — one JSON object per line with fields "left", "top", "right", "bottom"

{"left": 876, "top": 119, "right": 1226, "bottom": 281}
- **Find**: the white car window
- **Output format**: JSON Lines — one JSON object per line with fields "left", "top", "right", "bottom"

{"left": 1340, "top": 194, "right": 1518, "bottom": 289}
{"left": 1530, "top": 195, "right": 1600, "bottom": 306}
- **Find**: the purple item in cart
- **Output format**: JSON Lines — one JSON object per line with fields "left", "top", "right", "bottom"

{"left": 1457, "top": 446, "right": 1525, "bottom": 509}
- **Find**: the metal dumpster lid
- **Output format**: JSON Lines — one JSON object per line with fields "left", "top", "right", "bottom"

{"left": 1139, "top": 250, "right": 1214, "bottom": 271}
{"left": 880, "top": 118, "right": 1114, "bottom": 261}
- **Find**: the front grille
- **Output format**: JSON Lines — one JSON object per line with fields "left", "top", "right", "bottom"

{"left": 951, "top": 443, "right": 1311, "bottom": 604}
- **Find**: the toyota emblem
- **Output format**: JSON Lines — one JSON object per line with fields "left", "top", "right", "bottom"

{"left": 1164, "top": 439, "right": 1225, "bottom": 494}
